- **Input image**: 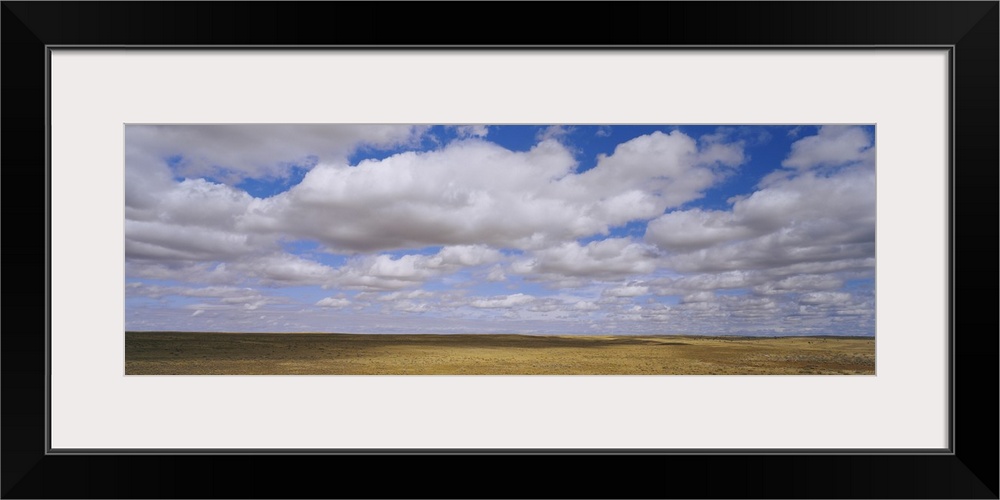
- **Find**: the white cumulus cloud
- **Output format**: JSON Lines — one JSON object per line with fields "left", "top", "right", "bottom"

{"left": 316, "top": 297, "right": 351, "bottom": 308}
{"left": 241, "top": 131, "right": 744, "bottom": 253}
{"left": 470, "top": 293, "right": 535, "bottom": 309}
{"left": 513, "top": 238, "right": 661, "bottom": 281}
{"left": 126, "top": 124, "right": 427, "bottom": 183}
{"left": 781, "top": 125, "right": 874, "bottom": 170}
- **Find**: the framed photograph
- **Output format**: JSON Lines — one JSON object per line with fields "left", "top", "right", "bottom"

{"left": 4, "top": 2, "right": 996, "bottom": 498}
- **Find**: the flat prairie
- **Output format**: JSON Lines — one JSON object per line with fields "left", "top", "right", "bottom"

{"left": 125, "top": 331, "right": 875, "bottom": 375}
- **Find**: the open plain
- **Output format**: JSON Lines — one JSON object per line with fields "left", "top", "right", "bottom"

{"left": 125, "top": 331, "right": 875, "bottom": 375}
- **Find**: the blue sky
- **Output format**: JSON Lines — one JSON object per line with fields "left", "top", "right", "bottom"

{"left": 125, "top": 124, "right": 875, "bottom": 335}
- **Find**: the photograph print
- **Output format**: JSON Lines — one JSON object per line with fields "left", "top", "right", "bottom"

{"left": 125, "top": 124, "right": 876, "bottom": 375}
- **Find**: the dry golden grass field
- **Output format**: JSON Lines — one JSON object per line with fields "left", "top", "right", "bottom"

{"left": 125, "top": 331, "right": 875, "bottom": 375}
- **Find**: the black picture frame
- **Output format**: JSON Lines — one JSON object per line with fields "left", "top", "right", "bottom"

{"left": 3, "top": 2, "right": 996, "bottom": 498}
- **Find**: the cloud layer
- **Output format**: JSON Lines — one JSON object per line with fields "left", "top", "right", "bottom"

{"left": 125, "top": 125, "right": 876, "bottom": 336}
